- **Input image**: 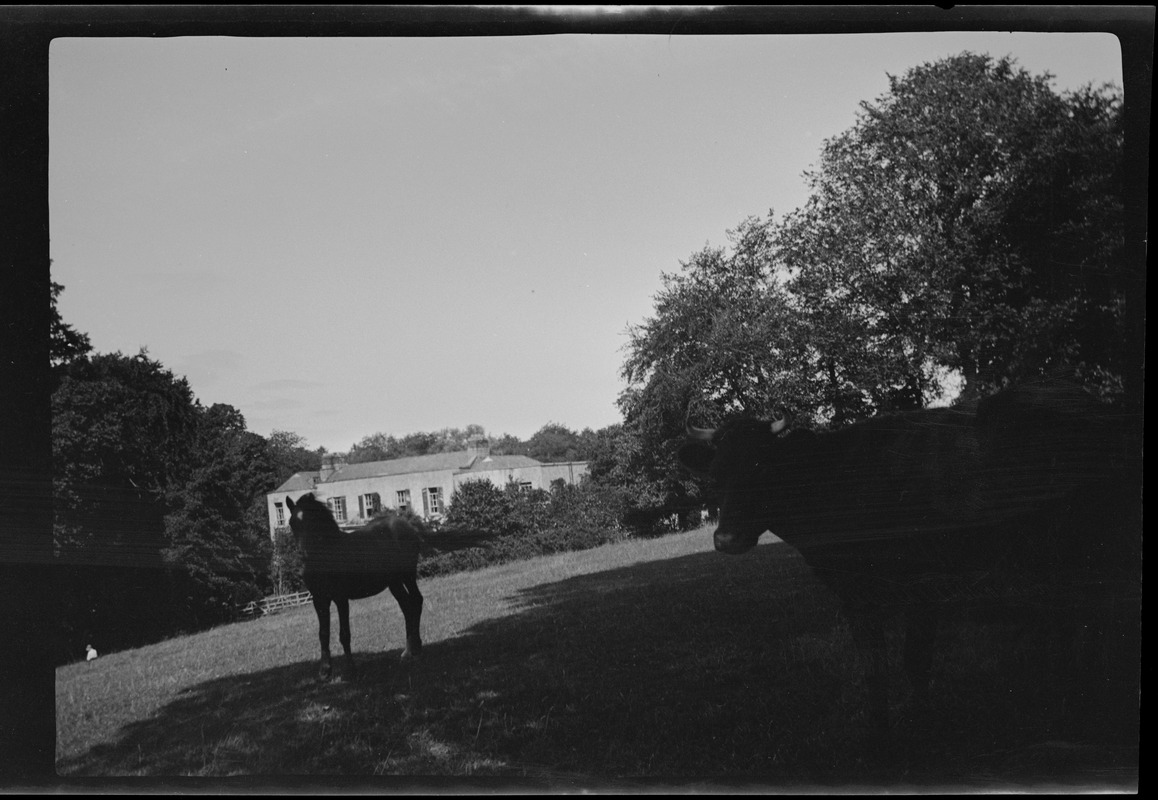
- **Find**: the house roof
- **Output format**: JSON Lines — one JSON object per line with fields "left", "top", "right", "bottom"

{"left": 272, "top": 450, "right": 550, "bottom": 494}
{"left": 328, "top": 451, "right": 475, "bottom": 482}
{"left": 455, "top": 455, "right": 541, "bottom": 473}
{"left": 276, "top": 472, "right": 320, "bottom": 493}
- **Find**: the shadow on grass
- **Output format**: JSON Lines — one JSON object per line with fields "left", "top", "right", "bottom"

{"left": 57, "top": 542, "right": 1139, "bottom": 789}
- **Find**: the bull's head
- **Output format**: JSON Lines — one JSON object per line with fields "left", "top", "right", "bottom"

{"left": 684, "top": 416, "right": 788, "bottom": 442}
{"left": 679, "top": 416, "right": 790, "bottom": 555}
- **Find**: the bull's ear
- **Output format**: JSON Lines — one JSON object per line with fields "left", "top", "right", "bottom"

{"left": 677, "top": 442, "right": 715, "bottom": 477}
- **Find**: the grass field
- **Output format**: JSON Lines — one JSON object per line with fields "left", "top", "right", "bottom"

{"left": 56, "top": 526, "right": 1138, "bottom": 789}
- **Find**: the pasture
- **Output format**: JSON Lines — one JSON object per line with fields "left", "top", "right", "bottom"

{"left": 56, "top": 527, "right": 1138, "bottom": 789}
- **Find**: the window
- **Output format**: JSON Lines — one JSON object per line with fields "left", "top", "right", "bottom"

{"left": 422, "top": 486, "right": 444, "bottom": 516}
{"left": 275, "top": 502, "right": 285, "bottom": 527}
{"left": 359, "top": 492, "right": 381, "bottom": 519}
{"left": 517, "top": 481, "right": 533, "bottom": 493}
{"left": 396, "top": 489, "right": 411, "bottom": 512}
{"left": 327, "top": 496, "right": 348, "bottom": 522}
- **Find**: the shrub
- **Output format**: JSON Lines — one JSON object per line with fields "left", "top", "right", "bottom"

{"left": 269, "top": 527, "right": 305, "bottom": 595}
{"left": 419, "top": 479, "right": 629, "bottom": 577}
{"left": 441, "top": 480, "right": 518, "bottom": 535}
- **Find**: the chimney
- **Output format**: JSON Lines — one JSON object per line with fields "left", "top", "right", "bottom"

{"left": 319, "top": 454, "right": 346, "bottom": 482}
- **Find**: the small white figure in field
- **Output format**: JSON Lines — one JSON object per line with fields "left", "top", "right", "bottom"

{"left": 86, "top": 644, "right": 98, "bottom": 662}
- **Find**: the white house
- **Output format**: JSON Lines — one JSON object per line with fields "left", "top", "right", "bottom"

{"left": 265, "top": 437, "right": 588, "bottom": 538}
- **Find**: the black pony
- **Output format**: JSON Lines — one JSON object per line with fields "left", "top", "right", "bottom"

{"left": 286, "top": 492, "right": 485, "bottom": 681}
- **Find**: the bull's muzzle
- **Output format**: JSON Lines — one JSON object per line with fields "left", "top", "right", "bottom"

{"left": 713, "top": 525, "right": 761, "bottom": 555}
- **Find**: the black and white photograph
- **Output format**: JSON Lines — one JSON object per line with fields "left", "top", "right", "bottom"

{"left": 3, "top": 5, "right": 1146, "bottom": 792}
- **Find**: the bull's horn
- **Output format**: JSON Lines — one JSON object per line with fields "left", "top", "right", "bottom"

{"left": 686, "top": 424, "right": 716, "bottom": 441}
{"left": 770, "top": 417, "right": 788, "bottom": 435}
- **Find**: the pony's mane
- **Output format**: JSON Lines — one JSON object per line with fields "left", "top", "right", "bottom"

{"left": 296, "top": 492, "right": 328, "bottom": 512}
{"left": 295, "top": 493, "right": 342, "bottom": 533}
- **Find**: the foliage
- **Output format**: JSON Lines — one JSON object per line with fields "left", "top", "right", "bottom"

{"left": 441, "top": 479, "right": 521, "bottom": 536}
{"left": 53, "top": 350, "right": 201, "bottom": 658}
{"left": 347, "top": 424, "right": 490, "bottom": 463}
{"left": 778, "top": 53, "right": 1125, "bottom": 403}
{"left": 488, "top": 433, "right": 528, "bottom": 457}
{"left": 52, "top": 346, "right": 292, "bottom": 659}
{"left": 524, "top": 422, "right": 582, "bottom": 462}
{"left": 422, "top": 478, "right": 628, "bottom": 576}
{"left": 164, "top": 403, "right": 273, "bottom": 630}
{"left": 49, "top": 279, "right": 93, "bottom": 371}
{"left": 615, "top": 217, "right": 807, "bottom": 529}
{"left": 52, "top": 350, "right": 200, "bottom": 558}
{"left": 582, "top": 422, "right": 701, "bottom": 535}
{"left": 269, "top": 527, "right": 306, "bottom": 596}
{"left": 618, "top": 53, "right": 1128, "bottom": 525}
{"left": 347, "top": 423, "right": 610, "bottom": 465}
{"left": 544, "top": 479, "right": 630, "bottom": 547}
{"left": 265, "top": 430, "right": 323, "bottom": 487}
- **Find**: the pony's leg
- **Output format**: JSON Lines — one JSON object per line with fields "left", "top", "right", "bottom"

{"left": 312, "top": 595, "right": 333, "bottom": 681}
{"left": 404, "top": 572, "right": 424, "bottom": 656}
{"left": 335, "top": 596, "right": 356, "bottom": 680}
{"left": 846, "top": 607, "right": 891, "bottom": 735}
{"left": 388, "top": 573, "right": 424, "bottom": 659}
{"left": 903, "top": 605, "right": 939, "bottom": 710}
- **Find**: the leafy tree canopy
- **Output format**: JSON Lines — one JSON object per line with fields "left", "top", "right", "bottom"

{"left": 346, "top": 424, "right": 489, "bottom": 463}
{"left": 266, "top": 429, "right": 323, "bottom": 486}
{"left": 50, "top": 279, "right": 93, "bottom": 370}
{"left": 525, "top": 422, "right": 602, "bottom": 463}
{"left": 778, "top": 52, "right": 1125, "bottom": 404}
{"left": 53, "top": 345, "right": 293, "bottom": 652}
{"left": 616, "top": 52, "right": 1127, "bottom": 526}
{"left": 626, "top": 53, "right": 1124, "bottom": 434}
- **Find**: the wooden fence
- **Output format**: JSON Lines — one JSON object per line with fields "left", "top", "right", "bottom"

{"left": 240, "top": 590, "right": 313, "bottom": 618}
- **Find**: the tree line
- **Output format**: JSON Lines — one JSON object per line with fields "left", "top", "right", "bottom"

{"left": 345, "top": 421, "right": 608, "bottom": 465}
{"left": 52, "top": 53, "right": 1133, "bottom": 664}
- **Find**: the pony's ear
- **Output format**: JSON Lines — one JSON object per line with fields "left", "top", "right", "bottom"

{"left": 286, "top": 496, "right": 296, "bottom": 512}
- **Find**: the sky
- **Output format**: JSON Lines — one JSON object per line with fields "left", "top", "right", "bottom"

{"left": 49, "top": 30, "right": 1123, "bottom": 453}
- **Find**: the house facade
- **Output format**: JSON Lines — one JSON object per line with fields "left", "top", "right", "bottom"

{"left": 265, "top": 437, "right": 588, "bottom": 538}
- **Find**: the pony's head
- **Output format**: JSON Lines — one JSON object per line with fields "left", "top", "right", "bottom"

{"left": 286, "top": 493, "right": 341, "bottom": 542}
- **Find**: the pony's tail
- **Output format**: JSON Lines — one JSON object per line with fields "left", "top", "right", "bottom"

{"left": 421, "top": 526, "right": 495, "bottom": 554}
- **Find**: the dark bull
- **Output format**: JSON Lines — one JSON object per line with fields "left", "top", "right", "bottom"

{"left": 679, "top": 377, "right": 1141, "bottom": 733}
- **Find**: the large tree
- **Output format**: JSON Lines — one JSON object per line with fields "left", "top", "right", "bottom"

{"left": 623, "top": 215, "right": 813, "bottom": 429}
{"left": 525, "top": 422, "right": 587, "bottom": 463}
{"left": 266, "top": 429, "right": 323, "bottom": 485}
{"left": 616, "top": 217, "right": 812, "bottom": 529}
{"left": 49, "top": 280, "right": 92, "bottom": 371}
{"left": 53, "top": 348, "right": 287, "bottom": 657}
{"left": 618, "top": 53, "right": 1127, "bottom": 526}
{"left": 164, "top": 403, "right": 273, "bottom": 629}
{"left": 52, "top": 349, "right": 200, "bottom": 658}
{"left": 777, "top": 53, "right": 1125, "bottom": 403}
{"left": 53, "top": 350, "right": 199, "bottom": 556}
{"left": 626, "top": 53, "right": 1125, "bottom": 430}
